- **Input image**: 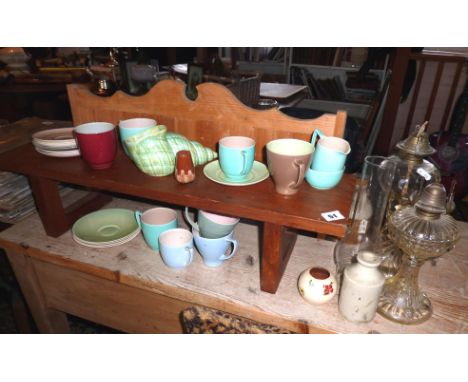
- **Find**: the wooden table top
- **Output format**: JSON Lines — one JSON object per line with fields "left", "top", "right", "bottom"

{"left": 1, "top": 196, "right": 466, "bottom": 333}
{"left": 260, "top": 82, "right": 307, "bottom": 100}
{"left": 0, "top": 117, "right": 71, "bottom": 154}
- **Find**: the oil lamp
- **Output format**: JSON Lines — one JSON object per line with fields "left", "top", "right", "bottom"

{"left": 378, "top": 183, "right": 459, "bottom": 325}
{"left": 380, "top": 122, "right": 441, "bottom": 278}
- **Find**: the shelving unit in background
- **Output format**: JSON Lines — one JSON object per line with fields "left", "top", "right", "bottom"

{"left": 289, "top": 64, "right": 387, "bottom": 119}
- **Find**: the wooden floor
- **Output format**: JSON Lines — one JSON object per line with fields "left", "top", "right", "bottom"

{"left": 1, "top": 195, "right": 467, "bottom": 333}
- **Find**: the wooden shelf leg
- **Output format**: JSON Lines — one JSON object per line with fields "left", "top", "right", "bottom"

{"left": 260, "top": 222, "right": 298, "bottom": 294}
{"left": 6, "top": 250, "right": 69, "bottom": 333}
{"left": 28, "top": 176, "right": 69, "bottom": 237}
{"left": 28, "top": 176, "right": 112, "bottom": 238}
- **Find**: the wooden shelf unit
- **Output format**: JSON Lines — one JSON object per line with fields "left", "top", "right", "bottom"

{"left": 0, "top": 81, "right": 354, "bottom": 294}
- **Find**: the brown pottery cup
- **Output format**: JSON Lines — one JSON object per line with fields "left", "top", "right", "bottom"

{"left": 266, "top": 138, "right": 314, "bottom": 195}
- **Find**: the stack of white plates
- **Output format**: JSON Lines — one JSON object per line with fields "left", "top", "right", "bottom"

{"left": 72, "top": 208, "right": 141, "bottom": 248}
{"left": 32, "top": 128, "right": 80, "bottom": 158}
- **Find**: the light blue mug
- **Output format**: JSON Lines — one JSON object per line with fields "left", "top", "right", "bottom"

{"left": 135, "top": 207, "right": 178, "bottom": 251}
{"left": 310, "top": 129, "right": 351, "bottom": 172}
{"left": 119, "top": 118, "right": 157, "bottom": 155}
{"left": 218, "top": 136, "right": 255, "bottom": 181}
{"left": 193, "top": 229, "right": 238, "bottom": 267}
{"left": 158, "top": 228, "right": 194, "bottom": 269}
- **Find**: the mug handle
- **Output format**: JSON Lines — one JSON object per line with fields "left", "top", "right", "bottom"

{"left": 219, "top": 238, "right": 238, "bottom": 261}
{"left": 240, "top": 150, "right": 249, "bottom": 176}
{"left": 310, "top": 128, "right": 325, "bottom": 148}
{"left": 185, "top": 246, "right": 194, "bottom": 266}
{"left": 288, "top": 159, "right": 306, "bottom": 190}
{"left": 135, "top": 211, "right": 142, "bottom": 229}
{"left": 184, "top": 207, "right": 199, "bottom": 231}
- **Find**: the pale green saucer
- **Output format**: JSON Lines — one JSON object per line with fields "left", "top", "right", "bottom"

{"left": 72, "top": 208, "right": 139, "bottom": 243}
{"left": 203, "top": 160, "right": 269, "bottom": 186}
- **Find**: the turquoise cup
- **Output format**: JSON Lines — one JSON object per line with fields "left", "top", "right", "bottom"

{"left": 135, "top": 207, "right": 178, "bottom": 251}
{"left": 310, "top": 129, "right": 351, "bottom": 172}
{"left": 158, "top": 228, "right": 194, "bottom": 269}
{"left": 218, "top": 136, "right": 255, "bottom": 181}
{"left": 305, "top": 167, "right": 345, "bottom": 190}
{"left": 119, "top": 118, "right": 157, "bottom": 155}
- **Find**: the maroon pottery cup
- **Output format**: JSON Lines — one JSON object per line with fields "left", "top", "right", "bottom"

{"left": 74, "top": 122, "right": 118, "bottom": 170}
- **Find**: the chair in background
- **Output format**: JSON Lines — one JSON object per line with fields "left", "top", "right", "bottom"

{"left": 204, "top": 71, "right": 262, "bottom": 108}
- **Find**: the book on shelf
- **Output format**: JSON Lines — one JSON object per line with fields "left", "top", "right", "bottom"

{"left": 345, "top": 72, "right": 380, "bottom": 91}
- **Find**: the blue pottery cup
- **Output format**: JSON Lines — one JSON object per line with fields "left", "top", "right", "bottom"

{"left": 218, "top": 136, "right": 255, "bottom": 181}
{"left": 193, "top": 229, "right": 238, "bottom": 267}
{"left": 119, "top": 118, "right": 157, "bottom": 155}
{"left": 158, "top": 228, "right": 194, "bottom": 269}
{"left": 135, "top": 207, "right": 177, "bottom": 251}
{"left": 310, "top": 129, "right": 351, "bottom": 172}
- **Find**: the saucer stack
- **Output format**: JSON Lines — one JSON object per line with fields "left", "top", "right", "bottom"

{"left": 72, "top": 208, "right": 141, "bottom": 248}
{"left": 32, "top": 128, "right": 80, "bottom": 158}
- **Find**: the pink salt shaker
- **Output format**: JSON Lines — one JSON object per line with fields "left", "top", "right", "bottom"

{"left": 175, "top": 150, "right": 195, "bottom": 183}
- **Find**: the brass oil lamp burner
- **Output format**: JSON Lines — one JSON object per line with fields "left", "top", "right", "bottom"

{"left": 378, "top": 183, "right": 459, "bottom": 325}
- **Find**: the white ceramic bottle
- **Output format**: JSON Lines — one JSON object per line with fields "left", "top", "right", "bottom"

{"left": 338, "top": 250, "right": 385, "bottom": 322}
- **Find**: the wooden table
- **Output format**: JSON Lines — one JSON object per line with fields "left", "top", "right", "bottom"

{"left": 1, "top": 196, "right": 466, "bottom": 334}
{"left": 0, "top": 116, "right": 355, "bottom": 295}
{"left": 260, "top": 82, "right": 307, "bottom": 108}
{"left": 0, "top": 117, "right": 71, "bottom": 154}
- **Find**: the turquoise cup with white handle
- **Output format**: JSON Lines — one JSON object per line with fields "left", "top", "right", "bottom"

{"left": 218, "top": 136, "right": 255, "bottom": 181}
{"left": 310, "top": 129, "right": 351, "bottom": 172}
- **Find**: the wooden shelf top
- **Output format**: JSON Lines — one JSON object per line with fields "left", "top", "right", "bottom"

{"left": 0, "top": 143, "right": 355, "bottom": 237}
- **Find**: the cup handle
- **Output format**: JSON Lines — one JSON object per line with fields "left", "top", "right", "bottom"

{"left": 184, "top": 207, "right": 199, "bottom": 231}
{"left": 185, "top": 246, "right": 194, "bottom": 266}
{"left": 135, "top": 211, "right": 142, "bottom": 229}
{"left": 288, "top": 159, "right": 306, "bottom": 190}
{"left": 240, "top": 150, "right": 249, "bottom": 176}
{"left": 310, "top": 128, "right": 325, "bottom": 147}
{"left": 219, "top": 239, "right": 238, "bottom": 261}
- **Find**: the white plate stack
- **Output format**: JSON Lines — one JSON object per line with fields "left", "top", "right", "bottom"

{"left": 32, "top": 127, "right": 80, "bottom": 158}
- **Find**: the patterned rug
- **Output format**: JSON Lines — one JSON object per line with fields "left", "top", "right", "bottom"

{"left": 181, "top": 305, "right": 293, "bottom": 334}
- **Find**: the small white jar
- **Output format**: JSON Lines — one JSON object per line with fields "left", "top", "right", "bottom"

{"left": 339, "top": 250, "right": 385, "bottom": 323}
{"left": 298, "top": 267, "right": 337, "bottom": 304}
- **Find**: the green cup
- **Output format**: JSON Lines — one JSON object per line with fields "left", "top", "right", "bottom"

{"left": 184, "top": 207, "right": 239, "bottom": 239}
{"left": 135, "top": 207, "right": 178, "bottom": 251}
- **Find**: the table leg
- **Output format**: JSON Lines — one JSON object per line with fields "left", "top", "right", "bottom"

{"left": 28, "top": 176, "right": 111, "bottom": 237}
{"left": 6, "top": 249, "right": 69, "bottom": 333}
{"left": 260, "top": 222, "right": 298, "bottom": 294}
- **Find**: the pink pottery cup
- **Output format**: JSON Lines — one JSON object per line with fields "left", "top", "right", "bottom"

{"left": 74, "top": 122, "right": 118, "bottom": 170}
